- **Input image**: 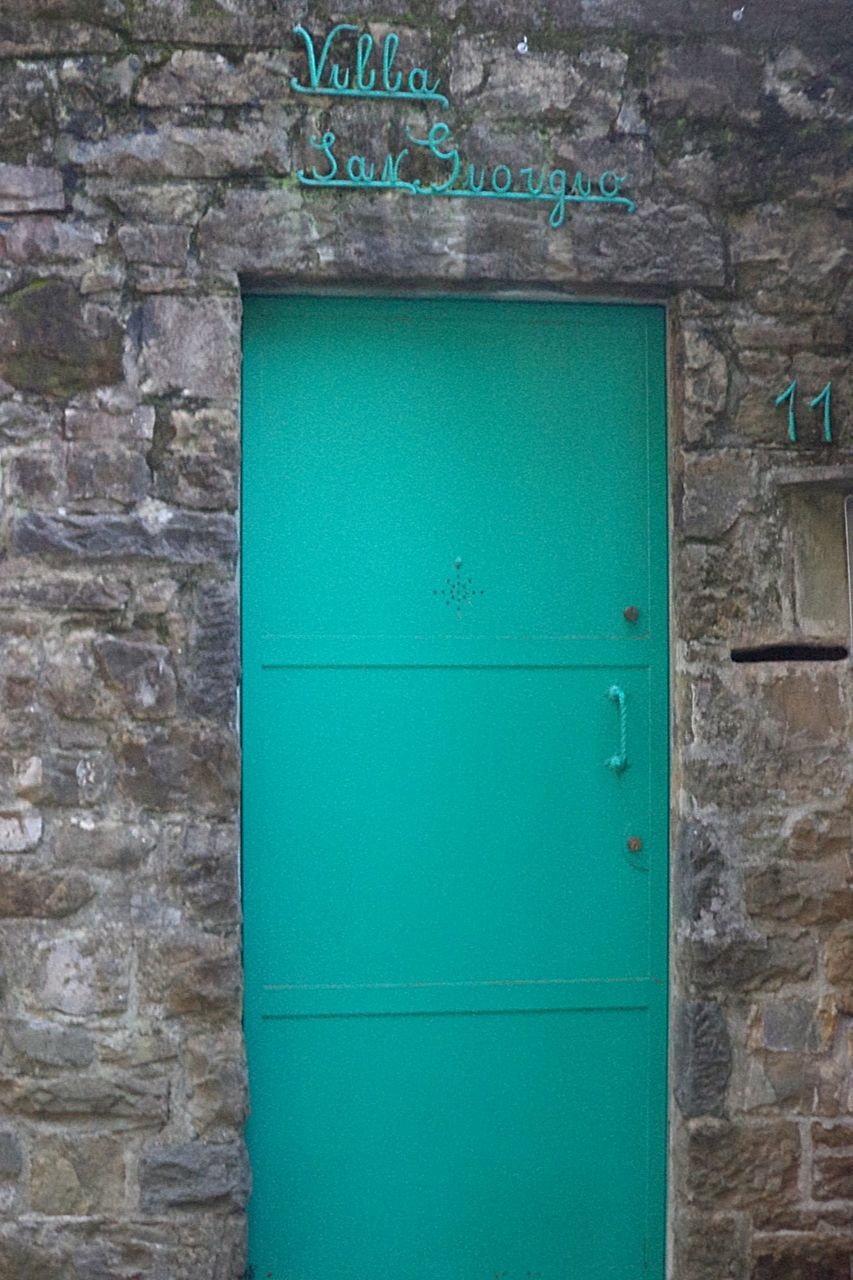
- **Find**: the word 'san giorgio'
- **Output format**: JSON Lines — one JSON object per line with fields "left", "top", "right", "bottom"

{"left": 299, "top": 125, "right": 635, "bottom": 228}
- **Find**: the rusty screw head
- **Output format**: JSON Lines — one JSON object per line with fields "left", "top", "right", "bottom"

{"left": 624, "top": 606, "right": 640, "bottom": 623}
{"left": 627, "top": 836, "right": 643, "bottom": 853}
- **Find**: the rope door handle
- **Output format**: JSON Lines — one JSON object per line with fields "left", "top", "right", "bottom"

{"left": 606, "top": 685, "right": 628, "bottom": 773}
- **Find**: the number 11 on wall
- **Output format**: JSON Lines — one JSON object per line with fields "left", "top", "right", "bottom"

{"left": 774, "top": 379, "right": 833, "bottom": 443}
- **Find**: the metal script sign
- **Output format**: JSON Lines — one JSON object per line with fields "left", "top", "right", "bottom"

{"left": 292, "top": 23, "right": 636, "bottom": 226}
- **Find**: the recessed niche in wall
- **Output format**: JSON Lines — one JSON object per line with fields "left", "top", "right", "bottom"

{"left": 731, "top": 468, "right": 853, "bottom": 664}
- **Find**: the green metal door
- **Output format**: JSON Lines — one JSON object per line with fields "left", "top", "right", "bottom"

{"left": 242, "top": 297, "right": 668, "bottom": 1280}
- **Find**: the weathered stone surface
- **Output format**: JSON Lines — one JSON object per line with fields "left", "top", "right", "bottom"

{"left": 1, "top": 1071, "right": 168, "bottom": 1125}
{"left": 0, "top": 280, "right": 122, "bottom": 395}
{"left": 811, "top": 1123, "right": 853, "bottom": 1200}
{"left": 674, "top": 1001, "right": 732, "bottom": 1118}
{"left": 163, "top": 822, "right": 240, "bottom": 925}
{"left": 0, "top": 570, "right": 129, "bottom": 615}
{"left": 0, "top": 1233, "right": 67, "bottom": 1280}
{"left": 671, "top": 1211, "right": 748, "bottom": 1280}
{"left": 139, "top": 1140, "right": 250, "bottom": 1212}
{"left": 14, "top": 510, "right": 237, "bottom": 564}
{"left": 63, "top": 119, "right": 292, "bottom": 179}
{"left": 136, "top": 49, "right": 288, "bottom": 107}
{"left": 137, "top": 932, "right": 241, "bottom": 1019}
{"left": 151, "top": 406, "right": 239, "bottom": 512}
{"left": 745, "top": 858, "right": 852, "bottom": 926}
{"left": 185, "top": 1031, "right": 246, "bottom": 1139}
{"left": 116, "top": 724, "right": 238, "bottom": 814}
{"left": 66, "top": 445, "right": 151, "bottom": 509}
{"left": 138, "top": 295, "right": 240, "bottom": 400}
{"left": 751, "top": 1236, "right": 853, "bottom": 1279}
{"left": 0, "top": 1131, "right": 23, "bottom": 1179}
{"left": 64, "top": 404, "right": 155, "bottom": 443}
{"left": 0, "top": 809, "right": 42, "bottom": 853}
{"left": 0, "top": 1216, "right": 246, "bottom": 1280}
{"left": 118, "top": 223, "right": 192, "bottom": 267}
{"left": 187, "top": 579, "right": 238, "bottom": 720}
{"left": 7, "top": 449, "right": 63, "bottom": 505}
{"left": 682, "top": 933, "right": 817, "bottom": 996}
{"left": 31, "top": 1134, "right": 125, "bottom": 1214}
{"left": 14, "top": 750, "right": 112, "bottom": 807}
{"left": 35, "top": 932, "right": 130, "bottom": 1017}
{"left": 6, "top": 1019, "right": 95, "bottom": 1068}
{"left": 824, "top": 923, "right": 853, "bottom": 1012}
{"left": 0, "top": 215, "right": 106, "bottom": 265}
{"left": 0, "top": 163, "right": 64, "bottom": 213}
{"left": 0, "top": 867, "right": 94, "bottom": 918}
{"left": 686, "top": 1121, "right": 800, "bottom": 1209}
{"left": 94, "top": 634, "right": 177, "bottom": 718}
{"left": 678, "top": 454, "right": 754, "bottom": 541}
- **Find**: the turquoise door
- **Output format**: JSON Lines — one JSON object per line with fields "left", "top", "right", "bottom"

{"left": 242, "top": 297, "right": 668, "bottom": 1280}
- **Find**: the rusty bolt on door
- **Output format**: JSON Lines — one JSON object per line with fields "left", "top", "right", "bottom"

{"left": 624, "top": 606, "right": 640, "bottom": 623}
{"left": 627, "top": 836, "right": 643, "bottom": 853}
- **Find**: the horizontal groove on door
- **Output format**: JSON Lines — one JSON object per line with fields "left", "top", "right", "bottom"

{"left": 257, "top": 976, "right": 663, "bottom": 1018}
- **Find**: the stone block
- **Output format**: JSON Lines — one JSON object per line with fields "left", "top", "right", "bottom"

{"left": 137, "top": 932, "right": 241, "bottom": 1020}
{"left": 36, "top": 932, "right": 130, "bottom": 1017}
{"left": 0, "top": 1233, "right": 67, "bottom": 1280}
{"left": 14, "top": 750, "right": 112, "bottom": 807}
{"left": 670, "top": 1211, "right": 747, "bottom": 1280}
{"left": 686, "top": 1120, "right": 800, "bottom": 1209}
{"left": 824, "top": 922, "right": 853, "bottom": 1012}
{"left": 812, "top": 1123, "right": 853, "bottom": 1200}
{"left": 138, "top": 1140, "right": 250, "bottom": 1212}
{"left": 135, "top": 49, "right": 288, "bottom": 107}
{"left": 54, "top": 815, "right": 158, "bottom": 870}
{"left": 0, "top": 867, "right": 94, "bottom": 918}
{"left": 757, "top": 1000, "right": 828, "bottom": 1053}
{"left": 163, "top": 822, "right": 240, "bottom": 926}
{"left": 117, "top": 725, "right": 238, "bottom": 814}
{"left": 185, "top": 1031, "right": 247, "bottom": 1139}
{"left": 0, "top": 65, "right": 55, "bottom": 154}
{"left": 63, "top": 405, "right": 155, "bottom": 443}
{"left": 0, "top": 571, "right": 129, "bottom": 615}
{"left": 31, "top": 1135, "right": 125, "bottom": 1215}
{"left": 0, "top": 809, "right": 42, "bottom": 853}
{"left": 14, "top": 510, "right": 237, "bottom": 565}
{"left": 138, "top": 295, "right": 240, "bottom": 401}
{"left": 751, "top": 1235, "right": 853, "bottom": 1279}
{"left": 6, "top": 450, "right": 63, "bottom": 504}
{"left": 764, "top": 670, "right": 846, "bottom": 746}
{"left": 1, "top": 1071, "right": 168, "bottom": 1127}
{"left": 674, "top": 1000, "right": 732, "bottom": 1117}
{"left": 63, "top": 119, "right": 292, "bottom": 180}
{"left": 681, "top": 933, "right": 816, "bottom": 995}
{"left": 65, "top": 445, "right": 151, "bottom": 509}
{"left": 6, "top": 1019, "right": 95, "bottom": 1068}
{"left": 0, "top": 163, "right": 64, "bottom": 213}
{"left": 678, "top": 454, "right": 754, "bottom": 541}
{"left": 94, "top": 634, "right": 177, "bottom": 719}
{"left": 0, "top": 216, "right": 107, "bottom": 266}
{"left": 786, "top": 808, "right": 851, "bottom": 861}
{"left": 647, "top": 42, "right": 763, "bottom": 122}
{"left": 118, "top": 223, "right": 192, "bottom": 267}
{"left": 745, "top": 858, "right": 852, "bottom": 927}
{"left": 186, "top": 579, "right": 238, "bottom": 721}
{"left": 0, "top": 1132, "right": 23, "bottom": 1180}
{"left": 0, "top": 280, "right": 122, "bottom": 395}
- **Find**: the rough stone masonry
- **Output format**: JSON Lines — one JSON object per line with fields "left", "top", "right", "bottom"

{"left": 0, "top": 1, "right": 850, "bottom": 1277}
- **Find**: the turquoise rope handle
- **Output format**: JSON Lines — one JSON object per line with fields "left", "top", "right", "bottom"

{"left": 606, "top": 685, "right": 628, "bottom": 773}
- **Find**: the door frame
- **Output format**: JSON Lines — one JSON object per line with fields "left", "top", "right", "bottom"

{"left": 238, "top": 285, "right": 675, "bottom": 1276}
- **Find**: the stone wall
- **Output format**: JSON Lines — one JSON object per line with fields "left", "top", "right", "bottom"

{"left": 0, "top": 2, "right": 850, "bottom": 1277}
